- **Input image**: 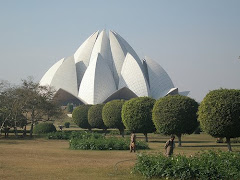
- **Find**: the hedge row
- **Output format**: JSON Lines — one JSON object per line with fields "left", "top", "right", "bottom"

{"left": 68, "top": 131, "right": 149, "bottom": 150}
{"left": 134, "top": 150, "right": 240, "bottom": 179}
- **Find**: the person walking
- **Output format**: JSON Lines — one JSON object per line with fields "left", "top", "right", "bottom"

{"left": 130, "top": 132, "right": 136, "bottom": 153}
{"left": 164, "top": 135, "right": 175, "bottom": 157}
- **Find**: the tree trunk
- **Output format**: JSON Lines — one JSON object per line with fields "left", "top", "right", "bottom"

{"left": 119, "top": 129, "right": 124, "bottom": 138}
{"left": 14, "top": 120, "right": 18, "bottom": 138}
{"left": 22, "top": 125, "right": 27, "bottom": 137}
{"left": 144, "top": 133, "right": 148, "bottom": 142}
{"left": 30, "top": 111, "right": 35, "bottom": 138}
{"left": 226, "top": 137, "right": 232, "bottom": 152}
{"left": 14, "top": 126, "right": 18, "bottom": 138}
{"left": 177, "top": 134, "right": 182, "bottom": 147}
{"left": 30, "top": 122, "right": 34, "bottom": 138}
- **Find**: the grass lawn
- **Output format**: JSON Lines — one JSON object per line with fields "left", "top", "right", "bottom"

{"left": 1, "top": 133, "right": 240, "bottom": 180}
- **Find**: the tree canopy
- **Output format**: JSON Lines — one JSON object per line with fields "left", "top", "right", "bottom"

{"left": 122, "top": 97, "right": 155, "bottom": 142}
{"left": 152, "top": 95, "right": 199, "bottom": 146}
{"left": 72, "top": 105, "right": 92, "bottom": 130}
{"left": 0, "top": 78, "right": 62, "bottom": 137}
{"left": 198, "top": 89, "right": 240, "bottom": 151}
{"left": 88, "top": 104, "right": 106, "bottom": 130}
{"left": 102, "top": 100, "right": 125, "bottom": 136}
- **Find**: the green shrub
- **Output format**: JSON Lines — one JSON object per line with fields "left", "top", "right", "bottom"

{"left": 72, "top": 105, "right": 92, "bottom": 130}
{"left": 70, "top": 131, "right": 103, "bottom": 140}
{"left": 198, "top": 89, "right": 240, "bottom": 151}
{"left": 70, "top": 137, "right": 149, "bottom": 150}
{"left": 69, "top": 131, "right": 149, "bottom": 150}
{"left": 64, "top": 122, "right": 70, "bottom": 128}
{"left": 122, "top": 97, "right": 156, "bottom": 142}
{"left": 134, "top": 150, "right": 240, "bottom": 179}
{"left": 152, "top": 95, "right": 199, "bottom": 146}
{"left": 102, "top": 100, "right": 125, "bottom": 136}
{"left": 33, "top": 123, "right": 56, "bottom": 134}
{"left": 47, "top": 131, "right": 72, "bottom": 140}
{"left": 88, "top": 104, "right": 106, "bottom": 130}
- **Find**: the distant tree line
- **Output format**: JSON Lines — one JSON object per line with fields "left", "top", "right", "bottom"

{"left": 0, "top": 78, "right": 62, "bottom": 138}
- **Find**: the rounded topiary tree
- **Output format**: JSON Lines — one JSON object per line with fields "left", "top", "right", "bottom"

{"left": 66, "top": 103, "right": 73, "bottom": 113}
{"left": 72, "top": 105, "right": 92, "bottom": 130}
{"left": 64, "top": 122, "right": 70, "bottom": 128}
{"left": 88, "top": 104, "right": 107, "bottom": 130}
{"left": 102, "top": 100, "right": 125, "bottom": 137}
{"left": 122, "top": 97, "right": 156, "bottom": 142}
{"left": 33, "top": 123, "right": 56, "bottom": 134}
{"left": 198, "top": 89, "right": 240, "bottom": 151}
{"left": 152, "top": 95, "right": 199, "bottom": 146}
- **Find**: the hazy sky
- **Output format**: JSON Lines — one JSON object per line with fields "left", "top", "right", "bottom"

{"left": 0, "top": 0, "right": 239, "bottom": 102}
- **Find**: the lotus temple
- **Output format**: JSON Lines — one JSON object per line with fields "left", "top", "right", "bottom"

{"left": 40, "top": 30, "right": 189, "bottom": 105}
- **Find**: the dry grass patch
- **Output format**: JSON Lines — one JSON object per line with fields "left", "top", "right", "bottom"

{"left": 1, "top": 133, "right": 240, "bottom": 180}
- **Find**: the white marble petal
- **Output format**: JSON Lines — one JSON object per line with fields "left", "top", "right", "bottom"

{"left": 41, "top": 56, "right": 78, "bottom": 97}
{"left": 40, "top": 58, "right": 64, "bottom": 86}
{"left": 78, "top": 53, "right": 116, "bottom": 104}
{"left": 119, "top": 53, "right": 149, "bottom": 97}
{"left": 144, "top": 56, "right": 175, "bottom": 99}
{"left": 74, "top": 31, "right": 99, "bottom": 87}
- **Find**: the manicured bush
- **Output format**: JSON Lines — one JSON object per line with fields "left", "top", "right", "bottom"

{"left": 64, "top": 122, "right": 70, "bottom": 128}
{"left": 198, "top": 89, "right": 240, "bottom": 151}
{"left": 88, "top": 104, "right": 107, "bottom": 130}
{"left": 122, "top": 97, "right": 156, "bottom": 142}
{"left": 134, "top": 150, "right": 240, "bottom": 179}
{"left": 152, "top": 95, "right": 199, "bottom": 146}
{"left": 33, "top": 123, "right": 56, "bottom": 134}
{"left": 47, "top": 131, "right": 72, "bottom": 140}
{"left": 69, "top": 134, "right": 149, "bottom": 150}
{"left": 46, "top": 131, "right": 103, "bottom": 140}
{"left": 102, "top": 100, "right": 125, "bottom": 137}
{"left": 72, "top": 105, "right": 92, "bottom": 130}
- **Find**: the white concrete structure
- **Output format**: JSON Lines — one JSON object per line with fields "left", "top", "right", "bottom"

{"left": 40, "top": 30, "right": 189, "bottom": 105}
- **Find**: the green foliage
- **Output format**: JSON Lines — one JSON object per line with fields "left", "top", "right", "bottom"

{"left": 33, "top": 123, "right": 56, "bottom": 134}
{"left": 88, "top": 104, "right": 106, "bottom": 129}
{"left": 152, "top": 95, "right": 199, "bottom": 136}
{"left": 47, "top": 131, "right": 72, "bottom": 140}
{"left": 134, "top": 150, "right": 240, "bottom": 179}
{"left": 102, "top": 100, "right": 125, "bottom": 132}
{"left": 66, "top": 103, "right": 73, "bottom": 113}
{"left": 121, "top": 97, "right": 155, "bottom": 134}
{"left": 64, "top": 122, "right": 70, "bottom": 128}
{"left": 72, "top": 105, "right": 92, "bottom": 130}
{"left": 69, "top": 131, "right": 149, "bottom": 150}
{"left": 198, "top": 89, "right": 240, "bottom": 138}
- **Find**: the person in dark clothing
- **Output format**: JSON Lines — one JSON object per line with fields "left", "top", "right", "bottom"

{"left": 164, "top": 135, "right": 175, "bottom": 157}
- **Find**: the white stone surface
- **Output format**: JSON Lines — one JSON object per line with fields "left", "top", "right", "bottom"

{"left": 179, "top": 91, "right": 190, "bottom": 96}
{"left": 119, "top": 53, "right": 149, "bottom": 97}
{"left": 40, "top": 30, "right": 185, "bottom": 105}
{"left": 50, "top": 56, "right": 78, "bottom": 96}
{"left": 74, "top": 31, "right": 99, "bottom": 87}
{"left": 78, "top": 53, "right": 116, "bottom": 104}
{"left": 144, "top": 56, "right": 175, "bottom": 99}
{"left": 113, "top": 31, "right": 142, "bottom": 67}
{"left": 89, "top": 30, "right": 114, "bottom": 74}
{"left": 40, "top": 58, "right": 64, "bottom": 86}
{"left": 109, "top": 30, "right": 127, "bottom": 87}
